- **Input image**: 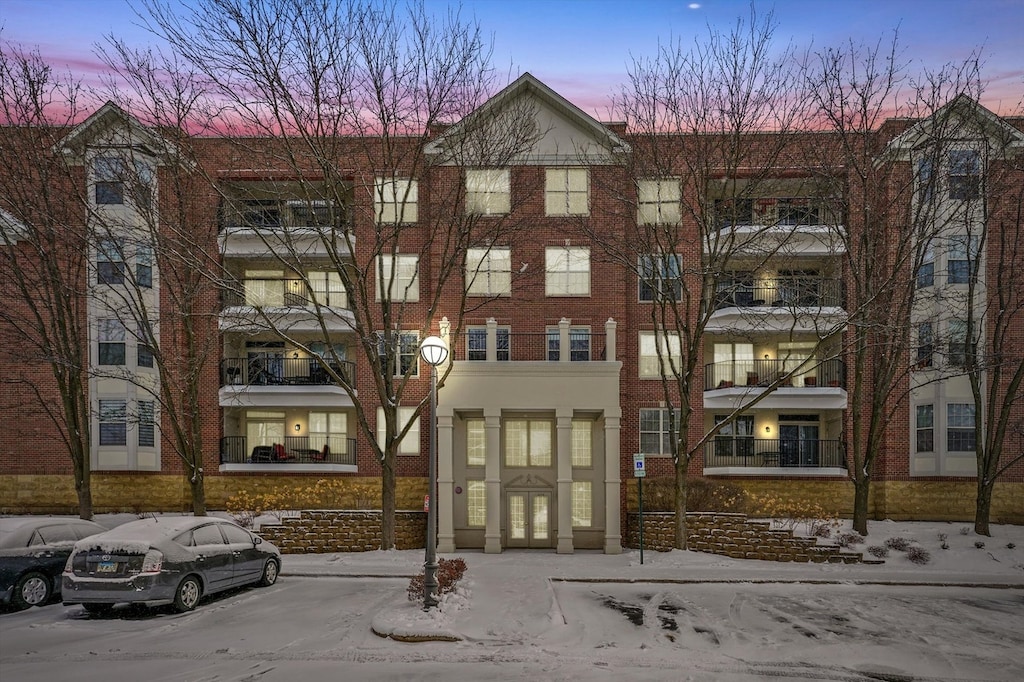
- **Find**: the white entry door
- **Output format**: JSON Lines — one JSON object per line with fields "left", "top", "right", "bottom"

{"left": 506, "top": 491, "right": 552, "bottom": 548}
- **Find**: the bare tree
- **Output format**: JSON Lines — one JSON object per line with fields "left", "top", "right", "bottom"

{"left": 135, "top": 0, "right": 539, "bottom": 547}
{"left": 801, "top": 36, "right": 1009, "bottom": 535}
{"left": 0, "top": 42, "right": 96, "bottom": 518}
{"left": 596, "top": 9, "right": 835, "bottom": 549}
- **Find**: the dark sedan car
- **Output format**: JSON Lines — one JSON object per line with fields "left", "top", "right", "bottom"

{"left": 63, "top": 516, "right": 281, "bottom": 614}
{"left": 1, "top": 517, "right": 108, "bottom": 608}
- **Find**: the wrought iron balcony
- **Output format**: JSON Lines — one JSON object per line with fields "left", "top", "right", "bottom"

{"left": 219, "top": 435, "right": 356, "bottom": 465}
{"left": 704, "top": 358, "right": 844, "bottom": 391}
{"left": 711, "top": 277, "right": 844, "bottom": 310}
{"left": 221, "top": 278, "right": 350, "bottom": 310}
{"left": 220, "top": 357, "right": 355, "bottom": 387}
{"left": 703, "top": 438, "right": 846, "bottom": 468}
{"left": 450, "top": 330, "right": 607, "bottom": 362}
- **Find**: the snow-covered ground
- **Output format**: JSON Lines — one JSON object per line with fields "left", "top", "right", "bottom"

{"left": 2, "top": 515, "right": 1022, "bottom": 681}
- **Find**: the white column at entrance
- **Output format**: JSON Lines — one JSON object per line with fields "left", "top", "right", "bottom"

{"left": 436, "top": 411, "right": 455, "bottom": 553}
{"left": 604, "top": 414, "right": 623, "bottom": 554}
{"left": 484, "top": 410, "right": 502, "bottom": 554}
{"left": 556, "top": 409, "right": 574, "bottom": 554}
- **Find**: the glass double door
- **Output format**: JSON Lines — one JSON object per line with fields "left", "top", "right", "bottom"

{"left": 506, "top": 490, "right": 552, "bottom": 548}
{"left": 779, "top": 424, "right": 819, "bottom": 466}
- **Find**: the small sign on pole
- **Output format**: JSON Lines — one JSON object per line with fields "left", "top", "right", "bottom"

{"left": 633, "top": 454, "right": 646, "bottom": 564}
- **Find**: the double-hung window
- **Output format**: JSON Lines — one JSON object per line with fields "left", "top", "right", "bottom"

{"left": 138, "top": 401, "right": 155, "bottom": 447}
{"left": 947, "top": 319, "right": 970, "bottom": 368}
{"left": 374, "top": 178, "right": 418, "bottom": 223}
{"left": 916, "top": 322, "right": 934, "bottom": 369}
{"left": 96, "top": 239, "right": 126, "bottom": 285}
{"left": 136, "top": 245, "right": 153, "bottom": 288}
{"left": 714, "top": 415, "right": 754, "bottom": 458}
{"left": 376, "top": 406, "right": 420, "bottom": 455}
{"left": 915, "top": 405, "right": 933, "bottom": 453}
{"left": 639, "top": 254, "right": 682, "bottom": 301}
{"left": 98, "top": 319, "right": 126, "bottom": 365}
{"left": 639, "top": 331, "right": 683, "bottom": 378}
{"left": 916, "top": 240, "right": 935, "bottom": 289}
{"left": 98, "top": 399, "right": 127, "bottom": 446}
{"left": 466, "top": 247, "right": 511, "bottom": 296}
{"left": 637, "top": 178, "right": 681, "bottom": 225}
{"left": 947, "top": 234, "right": 979, "bottom": 284}
{"left": 309, "top": 412, "right": 348, "bottom": 457}
{"left": 94, "top": 157, "right": 126, "bottom": 205}
{"left": 377, "top": 254, "right": 419, "bottom": 302}
{"left": 377, "top": 331, "right": 419, "bottom": 376}
{"left": 917, "top": 156, "right": 935, "bottom": 205}
{"left": 545, "top": 168, "right": 588, "bottom": 216}
{"left": 948, "top": 150, "right": 981, "bottom": 201}
{"left": 639, "top": 408, "right": 675, "bottom": 456}
{"left": 946, "top": 404, "right": 975, "bottom": 451}
{"left": 465, "top": 169, "right": 510, "bottom": 215}
{"left": 504, "top": 420, "right": 552, "bottom": 467}
{"left": 308, "top": 271, "right": 347, "bottom": 308}
{"left": 545, "top": 246, "right": 590, "bottom": 296}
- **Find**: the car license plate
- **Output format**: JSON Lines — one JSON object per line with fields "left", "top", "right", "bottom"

{"left": 96, "top": 561, "right": 118, "bottom": 573}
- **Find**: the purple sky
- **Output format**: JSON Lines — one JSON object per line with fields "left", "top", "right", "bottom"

{"left": 3, "top": 0, "right": 1022, "bottom": 117}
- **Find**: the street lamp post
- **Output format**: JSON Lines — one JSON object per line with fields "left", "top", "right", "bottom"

{"left": 419, "top": 335, "right": 448, "bottom": 610}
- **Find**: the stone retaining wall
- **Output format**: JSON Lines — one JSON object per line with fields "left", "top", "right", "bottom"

{"left": 256, "top": 510, "right": 425, "bottom": 553}
{"left": 627, "top": 511, "right": 864, "bottom": 564}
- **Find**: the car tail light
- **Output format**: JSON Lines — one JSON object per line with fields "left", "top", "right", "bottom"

{"left": 63, "top": 553, "right": 76, "bottom": 575}
{"left": 140, "top": 549, "right": 163, "bottom": 574}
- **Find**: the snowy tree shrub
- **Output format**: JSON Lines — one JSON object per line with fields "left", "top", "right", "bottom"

{"left": 838, "top": 532, "right": 864, "bottom": 547}
{"left": 1007, "top": 543, "right": 1016, "bottom": 550}
{"left": 884, "top": 537, "right": 912, "bottom": 552}
{"left": 960, "top": 527, "right": 971, "bottom": 535}
{"left": 974, "top": 540, "right": 986, "bottom": 549}
{"left": 867, "top": 545, "right": 889, "bottom": 558}
{"left": 906, "top": 546, "right": 931, "bottom": 565}
{"left": 407, "top": 557, "right": 468, "bottom": 602}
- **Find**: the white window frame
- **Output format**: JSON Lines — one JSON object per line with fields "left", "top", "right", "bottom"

{"left": 504, "top": 419, "right": 552, "bottom": 467}
{"left": 545, "top": 246, "right": 590, "bottom": 297}
{"left": 376, "top": 406, "right": 421, "bottom": 455}
{"left": 915, "top": 404, "right": 933, "bottom": 453}
{"left": 639, "top": 331, "right": 683, "bottom": 378}
{"left": 571, "top": 420, "right": 592, "bottom": 467}
{"left": 138, "top": 400, "right": 156, "bottom": 448}
{"left": 639, "top": 407, "right": 675, "bottom": 457}
{"left": 466, "top": 247, "right": 511, "bottom": 297}
{"left": 465, "top": 169, "right": 511, "bottom": 215}
{"left": 466, "top": 480, "right": 486, "bottom": 526}
{"left": 466, "top": 418, "right": 485, "bottom": 466}
{"left": 377, "top": 254, "right": 420, "bottom": 302}
{"left": 638, "top": 253, "right": 682, "bottom": 302}
{"left": 308, "top": 411, "right": 348, "bottom": 456}
{"left": 98, "top": 319, "right": 126, "bottom": 366}
{"left": 545, "top": 168, "right": 588, "bottom": 216}
{"left": 946, "top": 403, "right": 975, "bottom": 452}
{"left": 99, "top": 399, "right": 127, "bottom": 446}
{"left": 637, "top": 178, "right": 681, "bottom": 225}
{"left": 571, "top": 481, "right": 592, "bottom": 527}
{"left": 374, "top": 177, "right": 418, "bottom": 223}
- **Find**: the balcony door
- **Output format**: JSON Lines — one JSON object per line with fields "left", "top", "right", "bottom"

{"left": 779, "top": 423, "right": 819, "bottom": 467}
{"left": 506, "top": 490, "right": 552, "bottom": 548}
{"left": 245, "top": 270, "right": 284, "bottom": 306}
{"left": 713, "top": 343, "right": 754, "bottom": 386}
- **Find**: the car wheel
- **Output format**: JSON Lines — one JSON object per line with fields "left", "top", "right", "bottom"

{"left": 258, "top": 558, "right": 279, "bottom": 587}
{"left": 83, "top": 603, "right": 114, "bottom": 616}
{"left": 13, "top": 572, "right": 51, "bottom": 608}
{"left": 173, "top": 575, "right": 202, "bottom": 613}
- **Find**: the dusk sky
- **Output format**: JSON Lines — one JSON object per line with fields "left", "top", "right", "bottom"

{"left": 3, "top": 0, "right": 1022, "bottom": 117}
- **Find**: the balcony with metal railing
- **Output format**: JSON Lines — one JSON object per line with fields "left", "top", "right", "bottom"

{"left": 703, "top": 358, "right": 846, "bottom": 410}
{"left": 449, "top": 319, "right": 617, "bottom": 363}
{"left": 219, "top": 435, "right": 356, "bottom": 468}
{"left": 703, "top": 438, "right": 846, "bottom": 471}
{"left": 219, "top": 278, "right": 355, "bottom": 333}
{"left": 711, "top": 277, "right": 844, "bottom": 310}
{"left": 218, "top": 196, "right": 354, "bottom": 257}
{"left": 220, "top": 357, "right": 355, "bottom": 387}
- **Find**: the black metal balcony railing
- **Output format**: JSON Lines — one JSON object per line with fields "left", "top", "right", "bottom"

{"left": 219, "top": 201, "right": 349, "bottom": 233}
{"left": 711, "top": 277, "right": 844, "bottom": 310}
{"left": 704, "top": 358, "right": 845, "bottom": 391}
{"left": 220, "top": 357, "right": 355, "bottom": 387}
{"left": 703, "top": 438, "right": 845, "bottom": 469}
{"left": 221, "top": 278, "right": 351, "bottom": 310}
{"left": 451, "top": 331, "right": 607, "bottom": 362}
{"left": 219, "top": 435, "right": 356, "bottom": 465}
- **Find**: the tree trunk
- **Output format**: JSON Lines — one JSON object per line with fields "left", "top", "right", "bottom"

{"left": 852, "top": 475, "right": 870, "bottom": 536}
{"left": 190, "top": 467, "right": 207, "bottom": 516}
{"left": 673, "top": 474, "right": 689, "bottom": 550}
{"left": 974, "top": 478, "right": 993, "bottom": 536}
{"left": 381, "top": 454, "right": 397, "bottom": 550}
{"left": 75, "top": 463, "right": 93, "bottom": 520}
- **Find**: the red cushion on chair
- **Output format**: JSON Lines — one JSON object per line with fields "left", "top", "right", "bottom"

{"left": 273, "top": 443, "right": 287, "bottom": 461}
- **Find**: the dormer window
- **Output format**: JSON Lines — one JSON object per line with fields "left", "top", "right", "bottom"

{"left": 948, "top": 150, "right": 981, "bottom": 201}
{"left": 94, "top": 157, "right": 126, "bottom": 205}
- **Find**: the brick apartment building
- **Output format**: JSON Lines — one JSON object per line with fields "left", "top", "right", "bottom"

{"left": 2, "top": 74, "right": 1022, "bottom": 551}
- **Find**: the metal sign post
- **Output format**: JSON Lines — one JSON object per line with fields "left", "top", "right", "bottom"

{"left": 633, "top": 454, "right": 646, "bottom": 565}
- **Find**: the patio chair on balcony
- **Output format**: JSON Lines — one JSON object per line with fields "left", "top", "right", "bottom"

{"left": 250, "top": 445, "right": 273, "bottom": 462}
{"left": 272, "top": 443, "right": 295, "bottom": 462}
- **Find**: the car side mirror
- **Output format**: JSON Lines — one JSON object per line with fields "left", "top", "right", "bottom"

{"left": 253, "top": 536, "right": 262, "bottom": 545}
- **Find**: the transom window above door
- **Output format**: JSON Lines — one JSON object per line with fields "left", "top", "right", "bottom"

{"left": 505, "top": 419, "right": 552, "bottom": 467}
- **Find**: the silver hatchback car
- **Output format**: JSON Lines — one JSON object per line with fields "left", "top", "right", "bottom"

{"left": 63, "top": 517, "right": 281, "bottom": 614}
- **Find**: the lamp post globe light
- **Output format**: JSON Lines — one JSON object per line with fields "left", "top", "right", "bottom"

{"left": 419, "top": 335, "right": 448, "bottom": 610}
